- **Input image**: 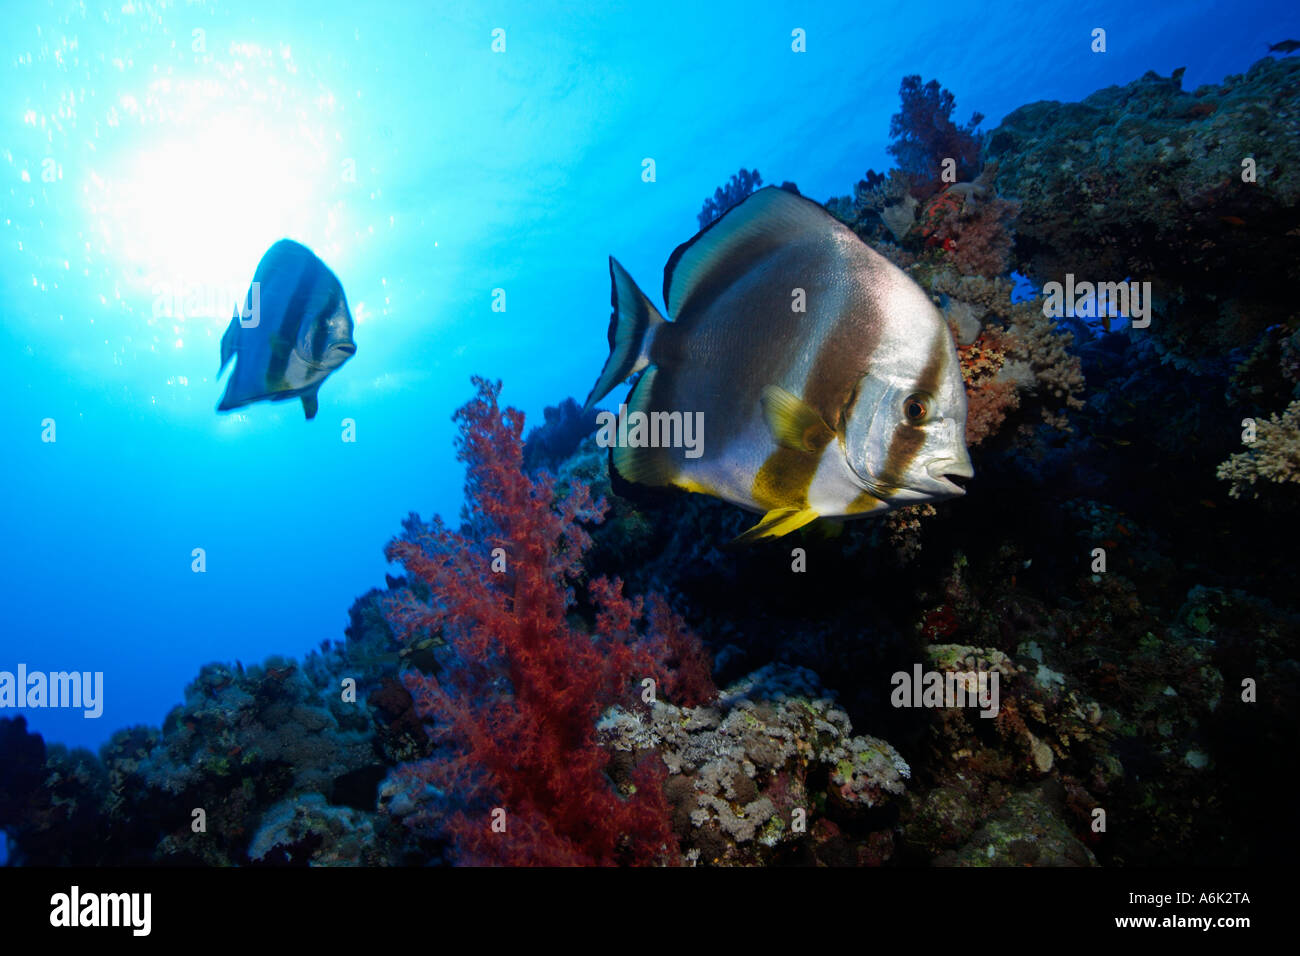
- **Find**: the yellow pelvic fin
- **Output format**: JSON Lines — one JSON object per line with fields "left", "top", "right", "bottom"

{"left": 760, "top": 385, "right": 835, "bottom": 453}
{"left": 731, "top": 506, "right": 820, "bottom": 546}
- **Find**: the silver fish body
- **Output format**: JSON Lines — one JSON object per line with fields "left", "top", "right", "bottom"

{"left": 217, "top": 239, "right": 356, "bottom": 419}
{"left": 585, "top": 186, "right": 972, "bottom": 542}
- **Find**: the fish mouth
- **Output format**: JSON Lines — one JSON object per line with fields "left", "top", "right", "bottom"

{"left": 927, "top": 458, "right": 974, "bottom": 495}
{"left": 335, "top": 344, "right": 356, "bottom": 356}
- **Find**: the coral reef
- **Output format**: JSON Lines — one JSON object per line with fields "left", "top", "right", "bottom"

{"left": 929, "top": 192, "right": 1020, "bottom": 278}
{"left": 0, "top": 651, "right": 420, "bottom": 865}
{"left": 7, "top": 62, "right": 1300, "bottom": 871}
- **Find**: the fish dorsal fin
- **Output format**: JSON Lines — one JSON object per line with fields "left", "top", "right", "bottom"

{"left": 663, "top": 186, "right": 841, "bottom": 320}
{"left": 760, "top": 385, "right": 836, "bottom": 454}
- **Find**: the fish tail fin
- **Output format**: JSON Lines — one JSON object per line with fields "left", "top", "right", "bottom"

{"left": 583, "top": 257, "right": 666, "bottom": 412}
{"left": 219, "top": 313, "right": 240, "bottom": 375}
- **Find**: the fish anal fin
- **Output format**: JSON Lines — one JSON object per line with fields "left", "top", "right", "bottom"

{"left": 761, "top": 385, "right": 835, "bottom": 453}
{"left": 612, "top": 443, "right": 676, "bottom": 487}
{"left": 730, "top": 507, "right": 820, "bottom": 546}
{"left": 609, "top": 368, "right": 677, "bottom": 486}
{"left": 302, "top": 391, "right": 319, "bottom": 420}
{"left": 219, "top": 314, "right": 241, "bottom": 375}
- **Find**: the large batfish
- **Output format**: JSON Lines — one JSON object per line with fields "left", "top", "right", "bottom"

{"left": 584, "top": 186, "right": 973, "bottom": 543}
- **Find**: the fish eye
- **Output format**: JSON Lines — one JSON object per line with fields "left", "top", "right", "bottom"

{"left": 902, "top": 393, "right": 930, "bottom": 424}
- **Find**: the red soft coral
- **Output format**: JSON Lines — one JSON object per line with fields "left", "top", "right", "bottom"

{"left": 382, "top": 377, "right": 712, "bottom": 866}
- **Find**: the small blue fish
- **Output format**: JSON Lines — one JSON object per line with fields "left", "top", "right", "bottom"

{"left": 217, "top": 240, "right": 356, "bottom": 419}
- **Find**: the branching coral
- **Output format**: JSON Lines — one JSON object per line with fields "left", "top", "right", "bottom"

{"left": 827, "top": 169, "right": 922, "bottom": 244}
{"left": 381, "top": 377, "right": 714, "bottom": 865}
{"left": 965, "top": 379, "right": 1022, "bottom": 447}
{"left": 932, "top": 273, "right": 1018, "bottom": 318}
{"left": 887, "top": 76, "right": 984, "bottom": 200}
{"left": 1217, "top": 400, "right": 1300, "bottom": 497}
{"left": 883, "top": 503, "right": 938, "bottom": 562}
{"left": 1004, "top": 301, "right": 1087, "bottom": 414}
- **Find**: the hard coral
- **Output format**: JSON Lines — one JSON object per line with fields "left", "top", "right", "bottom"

{"left": 1217, "top": 400, "right": 1300, "bottom": 497}
{"left": 381, "top": 378, "right": 713, "bottom": 865}
{"left": 599, "top": 664, "right": 909, "bottom": 866}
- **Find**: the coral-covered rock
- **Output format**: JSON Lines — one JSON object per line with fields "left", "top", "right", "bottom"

{"left": 522, "top": 397, "right": 600, "bottom": 475}
{"left": 937, "top": 782, "right": 1097, "bottom": 867}
{"left": 600, "top": 664, "right": 909, "bottom": 866}
{"left": 249, "top": 794, "right": 388, "bottom": 866}
{"left": 987, "top": 57, "right": 1300, "bottom": 360}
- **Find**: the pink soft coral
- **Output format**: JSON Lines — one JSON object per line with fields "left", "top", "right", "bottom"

{"left": 956, "top": 329, "right": 1021, "bottom": 445}
{"left": 382, "top": 377, "right": 713, "bottom": 865}
{"left": 932, "top": 195, "right": 1020, "bottom": 279}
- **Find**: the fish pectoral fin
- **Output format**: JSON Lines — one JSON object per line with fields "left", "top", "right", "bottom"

{"left": 730, "top": 506, "right": 820, "bottom": 546}
{"left": 301, "top": 391, "right": 319, "bottom": 420}
{"left": 760, "top": 385, "right": 835, "bottom": 453}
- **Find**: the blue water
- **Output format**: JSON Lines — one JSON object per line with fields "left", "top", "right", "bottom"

{"left": 1, "top": 0, "right": 1294, "bottom": 751}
